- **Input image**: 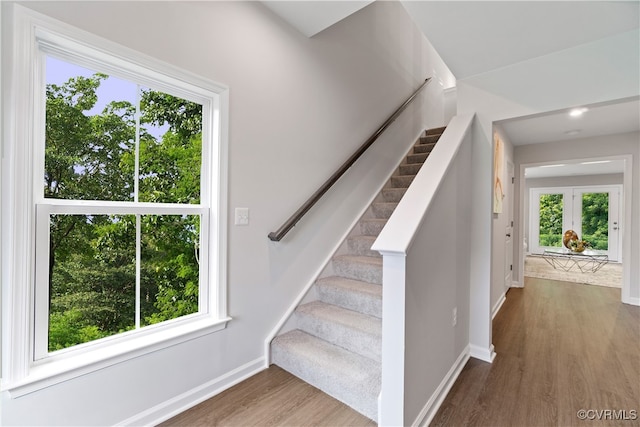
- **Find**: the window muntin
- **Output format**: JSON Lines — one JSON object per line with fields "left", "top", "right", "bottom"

{"left": 35, "top": 55, "right": 209, "bottom": 357}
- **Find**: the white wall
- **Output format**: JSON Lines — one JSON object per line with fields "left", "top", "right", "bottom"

{"left": 514, "top": 132, "right": 639, "bottom": 303}
{"left": 0, "top": 1, "right": 454, "bottom": 425}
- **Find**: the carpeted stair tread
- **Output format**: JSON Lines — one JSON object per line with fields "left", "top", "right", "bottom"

{"left": 359, "top": 218, "right": 387, "bottom": 236}
{"left": 371, "top": 202, "right": 398, "bottom": 219}
{"left": 426, "top": 126, "right": 446, "bottom": 135}
{"left": 333, "top": 255, "right": 382, "bottom": 285}
{"left": 399, "top": 163, "right": 423, "bottom": 176}
{"left": 420, "top": 134, "right": 441, "bottom": 144}
{"left": 296, "top": 301, "right": 381, "bottom": 362}
{"left": 381, "top": 187, "right": 407, "bottom": 203}
{"left": 390, "top": 175, "right": 415, "bottom": 188}
{"left": 271, "top": 330, "right": 380, "bottom": 421}
{"left": 347, "top": 235, "right": 378, "bottom": 257}
{"left": 413, "top": 143, "right": 434, "bottom": 154}
{"left": 316, "top": 276, "right": 382, "bottom": 318}
{"left": 407, "top": 152, "right": 429, "bottom": 164}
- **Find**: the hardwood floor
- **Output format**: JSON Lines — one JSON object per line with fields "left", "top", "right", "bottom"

{"left": 432, "top": 277, "right": 640, "bottom": 427}
{"left": 161, "top": 277, "right": 639, "bottom": 426}
{"left": 159, "top": 365, "right": 376, "bottom": 426}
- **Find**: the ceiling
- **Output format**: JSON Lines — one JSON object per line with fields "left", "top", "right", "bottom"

{"left": 261, "top": 1, "right": 373, "bottom": 37}
{"left": 400, "top": 1, "right": 639, "bottom": 80}
{"left": 524, "top": 159, "right": 626, "bottom": 179}
{"left": 497, "top": 97, "right": 640, "bottom": 146}
{"left": 262, "top": 1, "right": 640, "bottom": 177}
{"left": 263, "top": 1, "right": 639, "bottom": 80}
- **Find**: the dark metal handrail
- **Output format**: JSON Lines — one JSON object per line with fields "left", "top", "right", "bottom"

{"left": 268, "top": 77, "right": 432, "bottom": 242}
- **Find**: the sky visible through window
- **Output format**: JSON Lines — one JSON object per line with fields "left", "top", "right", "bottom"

{"left": 46, "top": 56, "right": 169, "bottom": 137}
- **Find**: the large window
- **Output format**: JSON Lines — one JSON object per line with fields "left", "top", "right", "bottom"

{"left": 2, "top": 7, "right": 229, "bottom": 395}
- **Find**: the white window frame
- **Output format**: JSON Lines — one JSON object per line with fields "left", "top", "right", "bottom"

{"left": 1, "top": 5, "right": 230, "bottom": 396}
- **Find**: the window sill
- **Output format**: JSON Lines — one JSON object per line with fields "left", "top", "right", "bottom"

{"left": 2, "top": 316, "right": 231, "bottom": 398}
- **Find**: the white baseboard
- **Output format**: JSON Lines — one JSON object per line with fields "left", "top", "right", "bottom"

{"left": 117, "top": 357, "right": 265, "bottom": 426}
{"left": 492, "top": 292, "right": 506, "bottom": 320}
{"left": 622, "top": 295, "right": 640, "bottom": 306}
{"left": 469, "top": 343, "right": 495, "bottom": 363}
{"left": 411, "top": 345, "right": 470, "bottom": 427}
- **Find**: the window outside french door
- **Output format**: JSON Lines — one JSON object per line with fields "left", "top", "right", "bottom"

{"left": 530, "top": 185, "right": 622, "bottom": 261}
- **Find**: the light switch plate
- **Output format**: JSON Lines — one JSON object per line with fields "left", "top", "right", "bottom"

{"left": 235, "top": 207, "right": 249, "bottom": 225}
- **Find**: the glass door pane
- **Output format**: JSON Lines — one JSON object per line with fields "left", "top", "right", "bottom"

{"left": 580, "top": 192, "right": 609, "bottom": 250}
{"left": 538, "top": 193, "right": 564, "bottom": 247}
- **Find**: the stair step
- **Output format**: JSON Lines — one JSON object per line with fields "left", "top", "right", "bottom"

{"left": 390, "top": 175, "right": 415, "bottom": 188}
{"left": 420, "top": 134, "right": 441, "bottom": 145}
{"left": 399, "top": 163, "right": 423, "bottom": 176}
{"left": 358, "top": 218, "right": 387, "bottom": 236}
{"left": 414, "top": 142, "right": 435, "bottom": 154}
{"left": 272, "top": 330, "right": 380, "bottom": 421}
{"left": 371, "top": 202, "right": 397, "bottom": 219}
{"left": 316, "top": 276, "right": 382, "bottom": 318}
{"left": 407, "top": 152, "right": 428, "bottom": 164}
{"left": 295, "top": 301, "right": 381, "bottom": 362}
{"left": 333, "top": 255, "right": 382, "bottom": 285}
{"left": 347, "top": 235, "right": 378, "bottom": 257}
{"left": 426, "top": 126, "right": 446, "bottom": 135}
{"left": 381, "top": 187, "right": 407, "bottom": 203}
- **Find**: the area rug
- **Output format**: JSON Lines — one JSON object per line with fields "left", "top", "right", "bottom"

{"left": 524, "top": 255, "right": 622, "bottom": 288}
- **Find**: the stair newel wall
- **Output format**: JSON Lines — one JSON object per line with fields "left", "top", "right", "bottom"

{"left": 372, "top": 114, "right": 475, "bottom": 426}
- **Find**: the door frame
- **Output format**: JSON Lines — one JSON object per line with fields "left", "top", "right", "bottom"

{"left": 517, "top": 154, "right": 634, "bottom": 305}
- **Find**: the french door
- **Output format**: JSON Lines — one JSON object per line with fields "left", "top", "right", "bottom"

{"left": 530, "top": 185, "right": 621, "bottom": 261}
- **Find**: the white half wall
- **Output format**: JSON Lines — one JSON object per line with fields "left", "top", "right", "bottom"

{"left": 1, "top": 1, "right": 454, "bottom": 425}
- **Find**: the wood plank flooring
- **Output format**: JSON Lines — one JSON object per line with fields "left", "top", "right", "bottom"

{"left": 432, "top": 277, "right": 640, "bottom": 427}
{"left": 161, "top": 277, "right": 639, "bottom": 426}
{"left": 159, "top": 365, "right": 375, "bottom": 426}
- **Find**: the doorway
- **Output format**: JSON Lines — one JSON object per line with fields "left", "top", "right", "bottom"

{"left": 529, "top": 185, "right": 622, "bottom": 261}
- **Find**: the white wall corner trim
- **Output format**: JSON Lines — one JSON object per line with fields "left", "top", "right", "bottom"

{"left": 470, "top": 343, "right": 496, "bottom": 363}
{"left": 116, "top": 357, "right": 265, "bottom": 426}
{"left": 492, "top": 292, "right": 506, "bottom": 320}
{"left": 411, "top": 345, "right": 470, "bottom": 427}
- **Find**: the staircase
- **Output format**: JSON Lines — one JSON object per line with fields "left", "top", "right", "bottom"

{"left": 271, "top": 126, "right": 446, "bottom": 421}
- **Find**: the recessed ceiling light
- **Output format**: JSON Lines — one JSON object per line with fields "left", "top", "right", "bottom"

{"left": 569, "top": 108, "right": 588, "bottom": 117}
{"left": 540, "top": 164, "right": 566, "bottom": 168}
{"left": 564, "top": 129, "right": 582, "bottom": 136}
{"left": 580, "top": 160, "right": 612, "bottom": 165}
